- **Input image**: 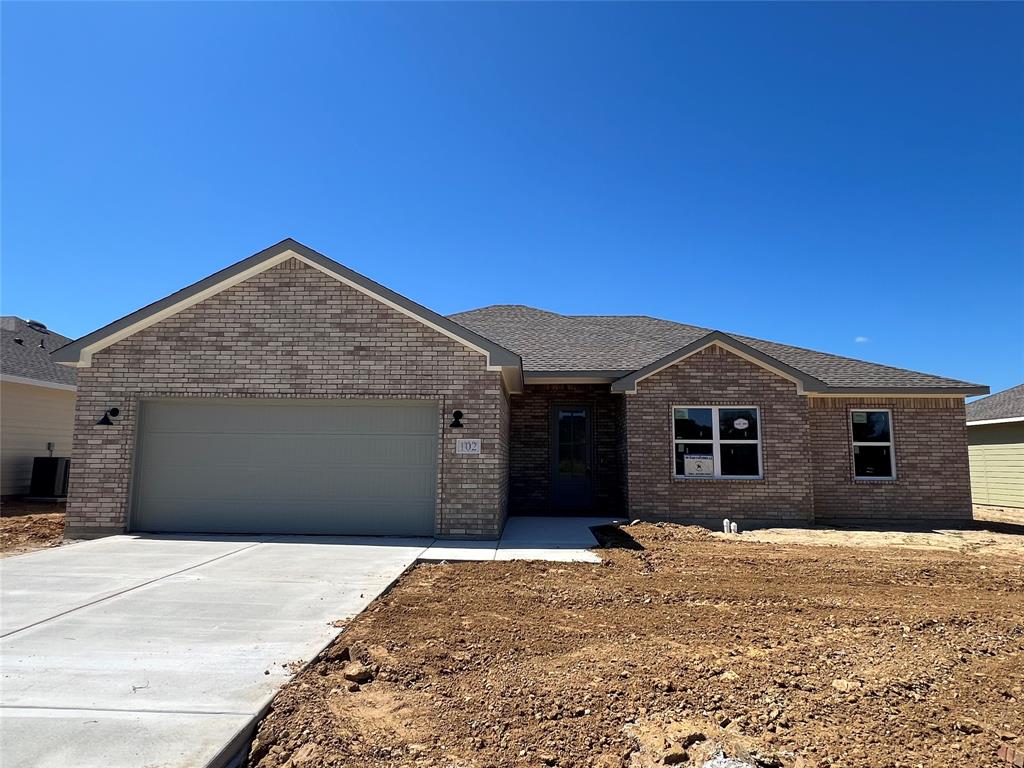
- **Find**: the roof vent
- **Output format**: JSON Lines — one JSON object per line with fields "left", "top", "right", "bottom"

{"left": 13, "top": 337, "right": 24, "bottom": 345}
{"left": 26, "top": 319, "right": 48, "bottom": 333}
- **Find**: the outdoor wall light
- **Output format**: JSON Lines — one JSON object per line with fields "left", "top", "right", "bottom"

{"left": 450, "top": 410, "right": 464, "bottom": 429}
{"left": 96, "top": 407, "right": 121, "bottom": 426}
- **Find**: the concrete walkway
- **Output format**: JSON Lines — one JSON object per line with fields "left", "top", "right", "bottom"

{"left": 423, "top": 515, "right": 618, "bottom": 562}
{"left": 0, "top": 517, "right": 612, "bottom": 768}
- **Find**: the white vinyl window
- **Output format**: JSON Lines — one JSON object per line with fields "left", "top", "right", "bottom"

{"left": 673, "top": 406, "right": 762, "bottom": 479}
{"left": 851, "top": 409, "right": 895, "bottom": 479}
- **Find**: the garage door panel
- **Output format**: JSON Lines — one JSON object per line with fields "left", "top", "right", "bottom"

{"left": 133, "top": 400, "right": 438, "bottom": 535}
{"left": 141, "top": 433, "right": 436, "bottom": 469}
{"left": 136, "top": 500, "right": 435, "bottom": 536}
{"left": 142, "top": 400, "right": 436, "bottom": 435}
{"left": 142, "top": 466, "right": 436, "bottom": 502}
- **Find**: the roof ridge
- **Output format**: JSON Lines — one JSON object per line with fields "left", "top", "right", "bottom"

{"left": 0, "top": 316, "right": 74, "bottom": 343}
{"left": 450, "top": 304, "right": 564, "bottom": 316}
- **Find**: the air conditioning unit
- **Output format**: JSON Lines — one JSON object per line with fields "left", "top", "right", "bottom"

{"left": 30, "top": 457, "right": 71, "bottom": 498}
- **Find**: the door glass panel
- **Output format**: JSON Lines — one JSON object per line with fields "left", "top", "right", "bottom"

{"left": 557, "top": 409, "right": 587, "bottom": 478}
{"left": 572, "top": 434, "right": 586, "bottom": 476}
{"left": 558, "top": 436, "right": 573, "bottom": 476}
{"left": 558, "top": 412, "right": 573, "bottom": 446}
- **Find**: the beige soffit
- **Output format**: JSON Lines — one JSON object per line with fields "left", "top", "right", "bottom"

{"left": 967, "top": 416, "right": 1024, "bottom": 426}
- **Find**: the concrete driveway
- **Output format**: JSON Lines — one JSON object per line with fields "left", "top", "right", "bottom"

{"left": 0, "top": 534, "right": 429, "bottom": 768}
{"left": 0, "top": 518, "right": 611, "bottom": 767}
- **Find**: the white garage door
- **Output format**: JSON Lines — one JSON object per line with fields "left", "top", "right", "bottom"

{"left": 131, "top": 399, "right": 438, "bottom": 535}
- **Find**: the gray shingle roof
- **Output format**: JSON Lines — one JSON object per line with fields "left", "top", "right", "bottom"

{"left": 1, "top": 317, "right": 77, "bottom": 387}
{"left": 966, "top": 384, "right": 1024, "bottom": 422}
{"left": 449, "top": 305, "right": 984, "bottom": 392}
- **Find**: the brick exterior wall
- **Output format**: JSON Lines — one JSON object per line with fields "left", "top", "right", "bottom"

{"left": 66, "top": 258, "right": 509, "bottom": 539}
{"left": 508, "top": 384, "right": 625, "bottom": 515}
{"left": 66, "top": 259, "right": 973, "bottom": 535}
{"left": 624, "top": 345, "right": 815, "bottom": 525}
{"left": 809, "top": 396, "right": 972, "bottom": 523}
{"left": 622, "top": 345, "right": 971, "bottom": 527}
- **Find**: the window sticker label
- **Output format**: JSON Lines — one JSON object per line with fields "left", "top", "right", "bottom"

{"left": 733, "top": 418, "right": 749, "bottom": 430}
{"left": 684, "top": 454, "right": 714, "bottom": 477}
{"left": 852, "top": 412, "right": 868, "bottom": 424}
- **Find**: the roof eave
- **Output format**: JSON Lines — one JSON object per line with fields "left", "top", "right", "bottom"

{"left": 966, "top": 415, "right": 1024, "bottom": 426}
{"left": 0, "top": 373, "right": 77, "bottom": 392}
{"left": 523, "top": 370, "right": 630, "bottom": 385}
{"left": 810, "top": 385, "right": 990, "bottom": 397}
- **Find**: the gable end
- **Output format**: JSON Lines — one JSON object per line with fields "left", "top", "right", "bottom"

{"left": 611, "top": 332, "right": 823, "bottom": 395}
{"left": 52, "top": 239, "right": 523, "bottom": 391}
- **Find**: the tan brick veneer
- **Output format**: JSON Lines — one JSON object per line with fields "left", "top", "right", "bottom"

{"left": 66, "top": 258, "right": 509, "bottom": 539}
{"left": 623, "top": 345, "right": 815, "bottom": 525}
{"left": 809, "top": 396, "right": 972, "bottom": 523}
{"left": 622, "top": 345, "right": 972, "bottom": 526}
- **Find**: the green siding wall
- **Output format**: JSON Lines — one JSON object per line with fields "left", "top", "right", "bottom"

{"left": 968, "top": 421, "right": 1024, "bottom": 509}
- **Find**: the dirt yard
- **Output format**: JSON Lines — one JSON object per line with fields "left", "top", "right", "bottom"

{"left": 247, "top": 521, "right": 1023, "bottom": 768}
{"left": 0, "top": 501, "right": 66, "bottom": 557}
{"left": 975, "top": 504, "right": 1024, "bottom": 528}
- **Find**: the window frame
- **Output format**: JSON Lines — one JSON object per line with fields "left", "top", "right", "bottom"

{"left": 849, "top": 408, "right": 897, "bottom": 481}
{"left": 671, "top": 405, "right": 763, "bottom": 480}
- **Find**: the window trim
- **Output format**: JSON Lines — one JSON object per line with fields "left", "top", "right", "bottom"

{"left": 671, "top": 405, "right": 763, "bottom": 480}
{"left": 850, "top": 408, "right": 897, "bottom": 481}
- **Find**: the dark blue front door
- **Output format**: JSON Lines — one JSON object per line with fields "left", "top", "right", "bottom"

{"left": 551, "top": 404, "right": 593, "bottom": 511}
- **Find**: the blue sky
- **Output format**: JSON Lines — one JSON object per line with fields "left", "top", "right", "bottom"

{"left": 3, "top": 2, "right": 1022, "bottom": 394}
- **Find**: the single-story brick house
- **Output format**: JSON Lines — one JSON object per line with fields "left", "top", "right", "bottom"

{"left": 53, "top": 239, "right": 987, "bottom": 539}
{"left": 965, "top": 384, "right": 1024, "bottom": 509}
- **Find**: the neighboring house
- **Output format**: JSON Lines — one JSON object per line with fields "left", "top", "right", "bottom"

{"left": 966, "top": 384, "right": 1024, "bottom": 509}
{"left": 1, "top": 317, "right": 77, "bottom": 496}
{"left": 52, "top": 239, "right": 986, "bottom": 539}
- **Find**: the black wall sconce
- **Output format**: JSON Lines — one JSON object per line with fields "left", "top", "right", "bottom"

{"left": 96, "top": 407, "right": 121, "bottom": 426}
{"left": 450, "top": 410, "right": 464, "bottom": 429}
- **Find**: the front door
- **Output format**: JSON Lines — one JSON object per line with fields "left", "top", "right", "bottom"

{"left": 551, "top": 404, "right": 593, "bottom": 511}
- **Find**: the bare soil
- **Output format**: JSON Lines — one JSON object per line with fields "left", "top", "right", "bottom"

{"left": 731, "top": 521, "right": 1024, "bottom": 559}
{"left": 246, "top": 522, "right": 1023, "bottom": 768}
{"left": 975, "top": 504, "right": 1024, "bottom": 527}
{"left": 0, "top": 501, "right": 65, "bottom": 557}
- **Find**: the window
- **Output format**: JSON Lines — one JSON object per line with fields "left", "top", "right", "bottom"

{"left": 673, "top": 406, "right": 762, "bottom": 479}
{"left": 851, "top": 409, "right": 895, "bottom": 479}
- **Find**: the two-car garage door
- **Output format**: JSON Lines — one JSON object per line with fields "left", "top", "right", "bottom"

{"left": 131, "top": 399, "right": 438, "bottom": 536}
